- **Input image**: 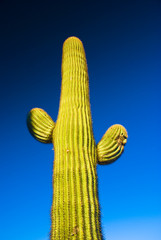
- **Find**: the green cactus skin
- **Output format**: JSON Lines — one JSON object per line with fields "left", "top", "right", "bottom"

{"left": 27, "top": 36, "right": 128, "bottom": 240}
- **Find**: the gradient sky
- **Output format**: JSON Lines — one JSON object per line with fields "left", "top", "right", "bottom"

{"left": 0, "top": 0, "right": 161, "bottom": 239}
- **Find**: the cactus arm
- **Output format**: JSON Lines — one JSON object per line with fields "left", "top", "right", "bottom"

{"left": 27, "top": 108, "right": 55, "bottom": 143}
{"left": 97, "top": 124, "right": 128, "bottom": 164}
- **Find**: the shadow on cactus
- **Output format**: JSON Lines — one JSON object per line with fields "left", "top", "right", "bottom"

{"left": 27, "top": 36, "right": 128, "bottom": 240}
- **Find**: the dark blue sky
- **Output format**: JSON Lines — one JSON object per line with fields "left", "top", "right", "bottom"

{"left": 1, "top": 1, "right": 161, "bottom": 239}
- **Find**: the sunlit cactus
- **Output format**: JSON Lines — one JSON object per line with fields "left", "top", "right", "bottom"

{"left": 27, "top": 36, "right": 128, "bottom": 240}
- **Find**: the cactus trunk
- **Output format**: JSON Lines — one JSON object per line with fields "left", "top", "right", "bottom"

{"left": 51, "top": 37, "right": 102, "bottom": 239}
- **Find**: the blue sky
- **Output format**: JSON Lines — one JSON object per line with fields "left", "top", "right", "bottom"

{"left": 0, "top": 0, "right": 161, "bottom": 239}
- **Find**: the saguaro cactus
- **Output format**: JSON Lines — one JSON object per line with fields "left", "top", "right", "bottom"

{"left": 27, "top": 37, "right": 128, "bottom": 240}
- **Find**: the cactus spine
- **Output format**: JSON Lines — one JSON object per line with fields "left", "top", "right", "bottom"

{"left": 27, "top": 37, "right": 128, "bottom": 240}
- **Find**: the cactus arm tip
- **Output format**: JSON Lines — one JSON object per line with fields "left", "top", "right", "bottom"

{"left": 97, "top": 124, "right": 128, "bottom": 165}
{"left": 27, "top": 108, "right": 55, "bottom": 143}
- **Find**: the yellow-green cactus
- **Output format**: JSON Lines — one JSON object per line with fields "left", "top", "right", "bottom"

{"left": 27, "top": 36, "right": 128, "bottom": 240}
